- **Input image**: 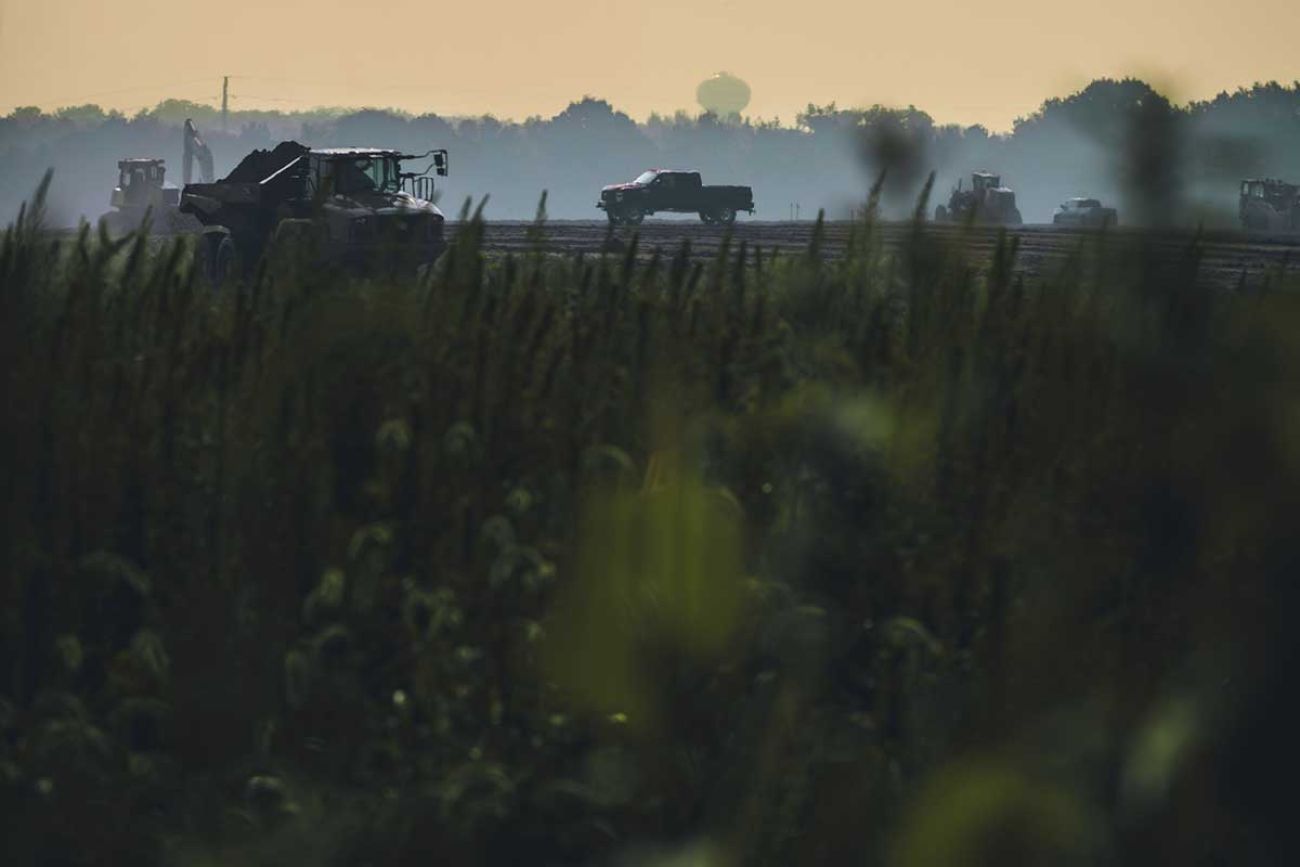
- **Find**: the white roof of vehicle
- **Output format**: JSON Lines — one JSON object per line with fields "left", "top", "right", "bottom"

{"left": 311, "top": 147, "right": 403, "bottom": 156}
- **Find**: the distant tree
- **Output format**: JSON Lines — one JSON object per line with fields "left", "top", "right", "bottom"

{"left": 551, "top": 97, "right": 639, "bottom": 135}
{"left": 149, "top": 99, "right": 219, "bottom": 127}
{"left": 334, "top": 109, "right": 411, "bottom": 145}
{"left": 7, "top": 106, "right": 44, "bottom": 125}
{"left": 1015, "top": 78, "right": 1165, "bottom": 146}
{"left": 54, "top": 104, "right": 108, "bottom": 126}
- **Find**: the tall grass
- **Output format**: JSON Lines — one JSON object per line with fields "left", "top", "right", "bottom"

{"left": 2, "top": 177, "right": 1297, "bottom": 866}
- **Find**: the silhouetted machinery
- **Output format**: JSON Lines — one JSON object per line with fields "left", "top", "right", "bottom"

{"left": 1239, "top": 178, "right": 1300, "bottom": 232}
{"left": 102, "top": 118, "right": 214, "bottom": 234}
{"left": 935, "top": 171, "right": 1023, "bottom": 225}
{"left": 180, "top": 142, "right": 450, "bottom": 286}
{"left": 109, "top": 158, "right": 178, "bottom": 214}
{"left": 183, "top": 118, "right": 215, "bottom": 186}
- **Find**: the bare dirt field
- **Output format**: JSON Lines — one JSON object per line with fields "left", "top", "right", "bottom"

{"left": 459, "top": 220, "right": 1300, "bottom": 291}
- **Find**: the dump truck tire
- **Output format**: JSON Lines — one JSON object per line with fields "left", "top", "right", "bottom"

{"left": 194, "top": 233, "right": 238, "bottom": 289}
{"left": 193, "top": 232, "right": 219, "bottom": 286}
{"left": 272, "top": 218, "right": 320, "bottom": 257}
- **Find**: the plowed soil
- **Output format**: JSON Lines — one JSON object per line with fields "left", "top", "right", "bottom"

{"left": 457, "top": 220, "right": 1300, "bottom": 291}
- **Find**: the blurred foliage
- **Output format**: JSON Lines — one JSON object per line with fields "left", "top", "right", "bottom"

{"left": 544, "top": 451, "right": 744, "bottom": 727}
{"left": 1, "top": 172, "right": 1298, "bottom": 866}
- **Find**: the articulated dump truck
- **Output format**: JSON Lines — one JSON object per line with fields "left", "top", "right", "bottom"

{"left": 180, "top": 141, "right": 449, "bottom": 286}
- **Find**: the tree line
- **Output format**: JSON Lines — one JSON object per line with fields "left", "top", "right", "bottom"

{"left": 3, "top": 78, "right": 1298, "bottom": 225}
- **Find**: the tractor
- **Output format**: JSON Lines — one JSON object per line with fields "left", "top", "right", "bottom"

{"left": 935, "top": 171, "right": 1023, "bottom": 225}
{"left": 1239, "top": 179, "right": 1300, "bottom": 232}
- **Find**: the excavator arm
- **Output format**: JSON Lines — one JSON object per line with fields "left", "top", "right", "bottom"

{"left": 183, "top": 118, "right": 215, "bottom": 185}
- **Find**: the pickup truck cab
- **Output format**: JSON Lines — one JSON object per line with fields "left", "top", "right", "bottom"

{"left": 1052, "top": 197, "right": 1118, "bottom": 228}
{"left": 598, "top": 170, "right": 755, "bottom": 225}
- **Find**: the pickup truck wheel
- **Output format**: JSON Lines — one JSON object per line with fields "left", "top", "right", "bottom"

{"left": 699, "top": 211, "right": 715, "bottom": 225}
{"left": 622, "top": 209, "right": 644, "bottom": 225}
{"left": 714, "top": 207, "right": 737, "bottom": 226}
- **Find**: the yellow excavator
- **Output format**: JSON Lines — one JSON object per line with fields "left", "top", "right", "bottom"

{"left": 102, "top": 118, "right": 214, "bottom": 234}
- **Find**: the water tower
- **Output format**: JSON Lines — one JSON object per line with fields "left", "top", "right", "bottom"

{"left": 696, "top": 72, "right": 751, "bottom": 118}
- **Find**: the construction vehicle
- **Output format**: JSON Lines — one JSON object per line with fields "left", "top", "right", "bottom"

{"left": 182, "top": 118, "right": 215, "bottom": 186}
{"left": 105, "top": 158, "right": 180, "bottom": 228}
{"left": 935, "top": 171, "right": 1023, "bottom": 225}
{"left": 1053, "top": 197, "right": 1118, "bottom": 228}
{"left": 101, "top": 119, "right": 214, "bottom": 234}
{"left": 179, "top": 142, "right": 449, "bottom": 285}
{"left": 1239, "top": 179, "right": 1300, "bottom": 232}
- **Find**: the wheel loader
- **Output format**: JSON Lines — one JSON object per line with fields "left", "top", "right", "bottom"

{"left": 935, "top": 171, "right": 1023, "bottom": 225}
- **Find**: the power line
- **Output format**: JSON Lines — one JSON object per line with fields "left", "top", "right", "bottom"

{"left": 230, "top": 74, "right": 453, "bottom": 95}
{"left": 0, "top": 77, "right": 221, "bottom": 112}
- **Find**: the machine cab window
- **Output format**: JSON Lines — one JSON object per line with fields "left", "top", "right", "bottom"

{"left": 308, "top": 153, "right": 401, "bottom": 197}
{"left": 120, "top": 162, "right": 162, "bottom": 189}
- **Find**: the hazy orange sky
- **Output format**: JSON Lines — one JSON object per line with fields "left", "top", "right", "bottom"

{"left": 1, "top": 0, "right": 1297, "bottom": 130}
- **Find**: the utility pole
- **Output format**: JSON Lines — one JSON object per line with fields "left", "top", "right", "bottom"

{"left": 221, "top": 76, "right": 229, "bottom": 132}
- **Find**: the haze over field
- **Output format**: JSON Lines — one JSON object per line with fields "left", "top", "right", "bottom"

{"left": 2, "top": 0, "right": 1299, "bottom": 129}
{"left": 5, "top": 79, "right": 1300, "bottom": 226}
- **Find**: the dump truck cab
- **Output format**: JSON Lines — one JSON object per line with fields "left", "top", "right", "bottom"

{"left": 305, "top": 148, "right": 446, "bottom": 250}
{"left": 180, "top": 143, "right": 450, "bottom": 285}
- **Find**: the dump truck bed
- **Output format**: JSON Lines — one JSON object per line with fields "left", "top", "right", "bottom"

{"left": 180, "top": 141, "right": 310, "bottom": 224}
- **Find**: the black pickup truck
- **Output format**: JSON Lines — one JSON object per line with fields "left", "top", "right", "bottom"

{"left": 597, "top": 170, "right": 755, "bottom": 225}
